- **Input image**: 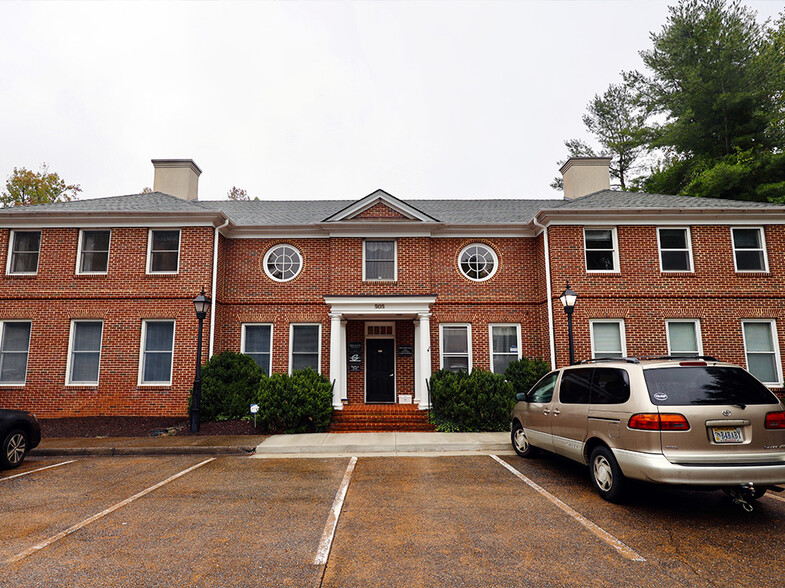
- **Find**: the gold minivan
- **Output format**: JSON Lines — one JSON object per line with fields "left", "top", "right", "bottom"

{"left": 510, "top": 357, "right": 785, "bottom": 506}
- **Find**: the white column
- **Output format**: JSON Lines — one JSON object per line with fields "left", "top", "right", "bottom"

{"left": 329, "top": 313, "right": 344, "bottom": 410}
{"left": 413, "top": 319, "right": 421, "bottom": 403}
{"left": 339, "top": 319, "right": 348, "bottom": 401}
{"left": 418, "top": 312, "right": 432, "bottom": 410}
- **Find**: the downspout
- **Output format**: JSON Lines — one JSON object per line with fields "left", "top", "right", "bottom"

{"left": 209, "top": 217, "right": 230, "bottom": 358}
{"left": 532, "top": 216, "right": 556, "bottom": 370}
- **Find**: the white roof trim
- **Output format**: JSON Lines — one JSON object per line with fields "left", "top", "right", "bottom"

{"left": 322, "top": 189, "right": 440, "bottom": 223}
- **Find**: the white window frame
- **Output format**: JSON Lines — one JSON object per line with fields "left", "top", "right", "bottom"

{"left": 0, "top": 320, "right": 32, "bottom": 386}
{"left": 488, "top": 323, "right": 522, "bottom": 373}
{"left": 589, "top": 319, "right": 627, "bottom": 359}
{"left": 458, "top": 243, "right": 499, "bottom": 282}
{"left": 138, "top": 319, "right": 176, "bottom": 386}
{"left": 362, "top": 240, "right": 397, "bottom": 282}
{"left": 665, "top": 319, "right": 703, "bottom": 357}
{"left": 263, "top": 244, "right": 303, "bottom": 282}
{"left": 439, "top": 323, "right": 472, "bottom": 372}
{"left": 731, "top": 227, "right": 768, "bottom": 273}
{"left": 6, "top": 229, "right": 42, "bottom": 275}
{"left": 741, "top": 319, "right": 783, "bottom": 387}
{"left": 146, "top": 229, "right": 181, "bottom": 274}
{"left": 289, "top": 323, "right": 322, "bottom": 375}
{"left": 76, "top": 229, "right": 111, "bottom": 275}
{"left": 241, "top": 323, "right": 273, "bottom": 376}
{"left": 657, "top": 227, "right": 693, "bottom": 273}
{"left": 66, "top": 320, "right": 104, "bottom": 385}
{"left": 583, "top": 228, "right": 620, "bottom": 273}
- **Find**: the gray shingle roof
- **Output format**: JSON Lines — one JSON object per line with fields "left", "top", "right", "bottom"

{"left": 0, "top": 192, "right": 207, "bottom": 214}
{"left": 553, "top": 190, "right": 782, "bottom": 210}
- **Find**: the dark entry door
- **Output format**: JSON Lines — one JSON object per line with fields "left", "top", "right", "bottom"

{"left": 366, "top": 339, "right": 395, "bottom": 403}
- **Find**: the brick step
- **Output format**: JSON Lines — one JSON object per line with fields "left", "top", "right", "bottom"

{"left": 328, "top": 405, "right": 435, "bottom": 432}
{"left": 329, "top": 423, "right": 436, "bottom": 432}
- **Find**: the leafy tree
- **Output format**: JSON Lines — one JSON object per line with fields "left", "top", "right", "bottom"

{"left": 1, "top": 164, "right": 81, "bottom": 207}
{"left": 552, "top": 84, "right": 648, "bottom": 191}
{"left": 227, "top": 186, "right": 249, "bottom": 200}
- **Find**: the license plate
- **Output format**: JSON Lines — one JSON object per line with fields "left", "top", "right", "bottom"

{"left": 712, "top": 426, "right": 743, "bottom": 443}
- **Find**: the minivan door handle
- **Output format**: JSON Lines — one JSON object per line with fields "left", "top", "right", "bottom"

{"left": 552, "top": 409, "right": 560, "bottom": 416}
{"left": 542, "top": 408, "right": 550, "bottom": 415}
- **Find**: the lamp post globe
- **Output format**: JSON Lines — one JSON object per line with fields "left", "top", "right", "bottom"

{"left": 190, "top": 287, "right": 211, "bottom": 433}
{"left": 559, "top": 281, "right": 578, "bottom": 365}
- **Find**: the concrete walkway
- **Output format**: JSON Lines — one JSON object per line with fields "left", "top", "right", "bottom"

{"left": 31, "top": 432, "right": 513, "bottom": 457}
{"left": 254, "top": 432, "right": 513, "bottom": 457}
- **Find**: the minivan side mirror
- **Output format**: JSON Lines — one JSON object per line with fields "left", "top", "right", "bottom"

{"left": 515, "top": 392, "right": 528, "bottom": 402}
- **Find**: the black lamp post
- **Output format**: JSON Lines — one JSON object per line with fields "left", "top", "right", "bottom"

{"left": 559, "top": 281, "right": 578, "bottom": 365}
{"left": 190, "top": 287, "right": 211, "bottom": 433}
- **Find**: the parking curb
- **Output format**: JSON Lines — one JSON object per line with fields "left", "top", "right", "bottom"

{"left": 31, "top": 446, "right": 256, "bottom": 457}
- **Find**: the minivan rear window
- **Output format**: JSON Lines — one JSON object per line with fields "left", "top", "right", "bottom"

{"left": 643, "top": 367, "right": 779, "bottom": 406}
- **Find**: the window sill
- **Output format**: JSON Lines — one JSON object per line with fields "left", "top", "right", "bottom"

{"left": 4, "top": 273, "right": 38, "bottom": 278}
{"left": 363, "top": 280, "right": 398, "bottom": 284}
{"left": 137, "top": 384, "right": 172, "bottom": 389}
{"left": 659, "top": 271, "right": 695, "bottom": 276}
{"left": 735, "top": 271, "right": 770, "bottom": 276}
{"left": 75, "top": 273, "right": 108, "bottom": 278}
{"left": 0, "top": 383, "right": 25, "bottom": 388}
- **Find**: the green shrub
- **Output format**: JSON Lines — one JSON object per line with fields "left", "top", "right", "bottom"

{"left": 255, "top": 368, "right": 333, "bottom": 434}
{"left": 192, "top": 351, "right": 263, "bottom": 422}
{"left": 429, "top": 368, "right": 515, "bottom": 432}
{"left": 504, "top": 357, "right": 550, "bottom": 399}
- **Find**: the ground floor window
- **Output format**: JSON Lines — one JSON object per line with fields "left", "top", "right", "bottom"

{"left": 590, "top": 320, "right": 626, "bottom": 359}
{"left": 242, "top": 324, "right": 272, "bottom": 375}
{"left": 0, "top": 321, "right": 31, "bottom": 384}
{"left": 440, "top": 324, "right": 471, "bottom": 372}
{"left": 742, "top": 320, "right": 782, "bottom": 385}
{"left": 665, "top": 320, "right": 702, "bottom": 358}
{"left": 67, "top": 320, "right": 103, "bottom": 385}
{"left": 290, "top": 324, "right": 320, "bottom": 373}
{"left": 489, "top": 324, "right": 520, "bottom": 373}
{"left": 140, "top": 320, "right": 175, "bottom": 385}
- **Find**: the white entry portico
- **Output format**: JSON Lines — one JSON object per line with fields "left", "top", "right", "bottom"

{"left": 324, "top": 296, "right": 437, "bottom": 410}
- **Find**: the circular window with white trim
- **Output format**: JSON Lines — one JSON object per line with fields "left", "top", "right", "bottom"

{"left": 263, "top": 244, "right": 303, "bottom": 282}
{"left": 459, "top": 243, "right": 498, "bottom": 281}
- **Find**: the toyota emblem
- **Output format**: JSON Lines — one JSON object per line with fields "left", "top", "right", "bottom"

{"left": 722, "top": 410, "right": 732, "bottom": 417}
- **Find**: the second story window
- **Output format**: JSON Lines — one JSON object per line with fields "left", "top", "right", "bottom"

{"left": 732, "top": 227, "right": 767, "bottom": 272}
{"left": 459, "top": 243, "right": 498, "bottom": 281}
{"left": 78, "top": 230, "right": 111, "bottom": 274}
{"left": 658, "top": 228, "right": 692, "bottom": 272}
{"left": 364, "top": 240, "right": 396, "bottom": 281}
{"left": 7, "top": 230, "right": 41, "bottom": 275}
{"left": 147, "top": 229, "right": 180, "bottom": 274}
{"left": 584, "top": 228, "right": 618, "bottom": 272}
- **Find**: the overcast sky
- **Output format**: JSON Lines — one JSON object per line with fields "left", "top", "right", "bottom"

{"left": 1, "top": 1, "right": 781, "bottom": 202}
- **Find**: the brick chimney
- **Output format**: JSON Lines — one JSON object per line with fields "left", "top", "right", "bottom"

{"left": 559, "top": 157, "right": 611, "bottom": 200}
{"left": 152, "top": 159, "right": 202, "bottom": 201}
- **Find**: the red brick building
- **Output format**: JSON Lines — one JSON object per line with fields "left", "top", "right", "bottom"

{"left": 1, "top": 158, "right": 784, "bottom": 418}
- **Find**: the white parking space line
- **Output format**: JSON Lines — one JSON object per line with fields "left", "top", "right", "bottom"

{"left": 314, "top": 456, "right": 357, "bottom": 566}
{"left": 7, "top": 458, "right": 215, "bottom": 564}
{"left": 764, "top": 492, "right": 785, "bottom": 504}
{"left": 491, "top": 455, "right": 646, "bottom": 562}
{"left": 0, "top": 460, "right": 77, "bottom": 482}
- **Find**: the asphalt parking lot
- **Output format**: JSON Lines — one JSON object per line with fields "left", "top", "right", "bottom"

{"left": 2, "top": 453, "right": 784, "bottom": 587}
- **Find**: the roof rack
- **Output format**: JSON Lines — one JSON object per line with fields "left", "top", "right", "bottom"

{"left": 635, "top": 355, "right": 719, "bottom": 362}
{"left": 578, "top": 357, "right": 640, "bottom": 365}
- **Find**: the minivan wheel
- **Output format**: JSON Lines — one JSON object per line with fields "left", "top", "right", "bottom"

{"left": 511, "top": 422, "right": 537, "bottom": 458}
{"left": 589, "top": 446, "right": 625, "bottom": 503}
{"left": 1, "top": 429, "right": 27, "bottom": 469}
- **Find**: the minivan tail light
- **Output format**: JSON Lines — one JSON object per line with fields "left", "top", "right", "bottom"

{"left": 628, "top": 413, "right": 690, "bottom": 431}
{"left": 765, "top": 411, "right": 785, "bottom": 429}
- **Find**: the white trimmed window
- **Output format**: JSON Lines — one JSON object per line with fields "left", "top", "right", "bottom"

{"left": 264, "top": 244, "right": 302, "bottom": 282}
{"left": 77, "top": 230, "right": 111, "bottom": 274}
{"left": 147, "top": 229, "right": 180, "bottom": 274}
{"left": 584, "top": 228, "right": 619, "bottom": 272}
{"left": 732, "top": 227, "right": 768, "bottom": 272}
{"left": 590, "top": 320, "right": 626, "bottom": 359}
{"left": 0, "top": 321, "right": 31, "bottom": 385}
{"left": 440, "top": 324, "right": 472, "bottom": 372}
{"left": 363, "top": 240, "right": 396, "bottom": 281}
{"left": 242, "top": 324, "right": 273, "bottom": 376}
{"left": 139, "top": 320, "right": 175, "bottom": 385}
{"left": 658, "top": 228, "right": 693, "bottom": 272}
{"left": 290, "top": 324, "right": 321, "bottom": 373}
{"left": 489, "top": 324, "right": 521, "bottom": 374}
{"left": 459, "top": 243, "right": 498, "bottom": 281}
{"left": 7, "top": 230, "right": 41, "bottom": 275}
{"left": 666, "top": 320, "right": 702, "bottom": 358}
{"left": 742, "top": 320, "right": 782, "bottom": 386}
{"left": 67, "top": 321, "right": 103, "bottom": 385}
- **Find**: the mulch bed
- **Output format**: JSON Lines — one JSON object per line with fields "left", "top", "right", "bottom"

{"left": 39, "top": 417, "right": 262, "bottom": 438}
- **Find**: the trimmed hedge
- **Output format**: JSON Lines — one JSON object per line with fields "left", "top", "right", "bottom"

{"left": 254, "top": 368, "right": 333, "bottom": 434}
{"left": 503, "top": 357, "right": 550, "bottom": 399}
{"left": 193, "top": 351, "right": 262, "bottom": 422}
{"left": 429, "top": 368, "right": 515, "bottom": 432}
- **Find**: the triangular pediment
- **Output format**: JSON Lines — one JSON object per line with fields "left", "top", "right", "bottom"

{"left": 323, "top": 189, "right": 440, "bottom": 223}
